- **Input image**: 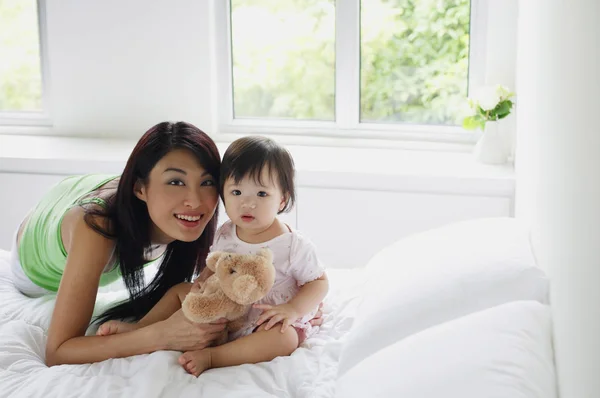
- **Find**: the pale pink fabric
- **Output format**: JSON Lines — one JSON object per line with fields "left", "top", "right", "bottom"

{"left": 210, "top": 221, "right": 325, "bottom": 341}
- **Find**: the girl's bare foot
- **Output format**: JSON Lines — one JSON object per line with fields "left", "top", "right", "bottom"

{"left": 178, "top": 349, "right": 212, "bottom": 377}
{"left": 96, "top": 320, "right": 139, "bottom": 336}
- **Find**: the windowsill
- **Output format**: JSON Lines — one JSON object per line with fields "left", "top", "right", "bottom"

{"left": 0, "top": 134, "right": 514, "bottom": 196}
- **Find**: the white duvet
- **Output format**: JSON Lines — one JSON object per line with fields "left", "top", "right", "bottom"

{"left": 0, "top": 249, "right": 366, "bottom": 398}
{"left": 0, "top": 218, "right": 559, "bottom": 398}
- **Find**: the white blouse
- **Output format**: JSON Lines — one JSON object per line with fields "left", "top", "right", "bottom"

{"left": 211, "top": 221, "right": 326, "bottom": 338}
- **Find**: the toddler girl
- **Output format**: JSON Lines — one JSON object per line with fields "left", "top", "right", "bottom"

{"left": 177, "top": 136, "right": 329, "bottom": 376}
{"left": 175, "top": 136, "right": 327, "bottom": 376}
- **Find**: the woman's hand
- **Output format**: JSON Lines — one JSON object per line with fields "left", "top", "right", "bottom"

{"left": 154, "top": 309, "right": 227, "bottom": 351}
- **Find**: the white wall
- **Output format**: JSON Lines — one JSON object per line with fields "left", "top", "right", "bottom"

{"left": 515, "top": 1, "right": 600, "bottom": 397}
{"left": 38, "top": 0, "right": 214, "bottom": 138}
{"left": 0, "top": 137, "right": 514, "bottom": 266}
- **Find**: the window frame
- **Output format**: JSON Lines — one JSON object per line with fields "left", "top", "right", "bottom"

{"left": 0, "top": 0, "right": 51, "bottom": 127}
{"left": 214, "top": 0, "right": 499, "bottom": 144}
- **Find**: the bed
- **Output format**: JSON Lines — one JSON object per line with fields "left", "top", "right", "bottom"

{"left": 0, "top": 218, "right": 557, "bottom": 398}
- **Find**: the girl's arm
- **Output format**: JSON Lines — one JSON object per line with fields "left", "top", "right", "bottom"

{"left": 45, "top": 208, "right": 224, "bottom": 366}
{"left": 255, "top": 273, "right": 329, "bottom": 332}
{"left": 287, "top": 273, "right": 329, "bottom": 317}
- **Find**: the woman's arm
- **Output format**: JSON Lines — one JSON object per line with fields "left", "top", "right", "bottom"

{"left": 45, "top": 209, "right": 224, "bottom": 366}
{"left": 47, "top": 309, "right": 225, "bottom": 365}
{"left": 45, "top": 207, "right": 119, "bottom": 365}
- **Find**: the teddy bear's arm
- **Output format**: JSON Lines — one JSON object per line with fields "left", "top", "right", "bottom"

{"left": 182, "top": 290, "right": 247, "bottom": 324}
{"left": 198, "top": 274, "right": 220, "bottom": 295}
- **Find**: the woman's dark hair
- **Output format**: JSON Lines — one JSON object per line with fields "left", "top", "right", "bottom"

{"left": 91, "top": 121, "right": 221, "bottom": 324}
{"left": 220, "top": 136, "right": 295, "bottom": 214}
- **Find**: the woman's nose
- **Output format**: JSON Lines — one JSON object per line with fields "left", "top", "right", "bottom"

{"left": 183, "top": 189, "right": 202, "bottom": 208}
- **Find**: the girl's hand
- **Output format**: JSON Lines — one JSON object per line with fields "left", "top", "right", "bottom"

{"left": 254, "top": 303, "right": 301, "bottom": 333}
{"left": 190, "top": 278, "right": 203, "bottom": 294}
{"left": 190, "top": 267, "right": 214, "bottom": 294}
{"left": 154, "top": 309, "right": 227, "bottom": 351}
{"left": 309, "top": 302, "right": 324, "bottom": 327}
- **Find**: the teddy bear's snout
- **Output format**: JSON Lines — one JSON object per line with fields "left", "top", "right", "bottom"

{"left": 232, "top": 275, "right": 259, "bottom": 302}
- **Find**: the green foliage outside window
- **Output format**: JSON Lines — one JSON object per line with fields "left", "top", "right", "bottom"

{"left": 0, "top": 0, "right": 42, "bottom": 111}
{"left": 232, "top": 0, "right": 471, "bottom": 126}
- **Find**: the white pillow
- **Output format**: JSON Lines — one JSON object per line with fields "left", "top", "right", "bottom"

{"left": 337, "top": 217, "right": 549, "bottom": 376}
{"left": 336, "top": 301, "right": 557, "bottom": 398}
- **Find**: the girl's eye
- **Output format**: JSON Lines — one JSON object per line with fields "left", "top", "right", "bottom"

{"left": 232, "top": 189, "right": 241, "bottom": 196}
{"left": 168, "top": 180, "right": 185, "bottom": 186}
{"left": 257, "top": 191, "right": 268, "bottom": 197}
{"left": 201, "top": 179, "right": 215, "bottom": 187}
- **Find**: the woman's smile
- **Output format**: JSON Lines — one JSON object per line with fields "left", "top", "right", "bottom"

{"left": 175, "top": 212, "right": 205, "bottom": 229}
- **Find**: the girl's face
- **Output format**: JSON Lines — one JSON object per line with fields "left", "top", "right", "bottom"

{"left": 134, "top": 148, "right": 219, "bottom": 244}
{"left": 223, "top": 167, "right": 287, "bottom": 234}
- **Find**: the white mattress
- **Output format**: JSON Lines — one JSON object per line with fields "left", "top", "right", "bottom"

{"left": 0, "top": 249, "right": 366, "bottom": 398}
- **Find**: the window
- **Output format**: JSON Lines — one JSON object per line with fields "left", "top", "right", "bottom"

{"left": 230, "top": 0, "right": 335, "bottom": 121}
{"left": 360, "top": 0, "right": 470, "bottom": 125}
{"left": 0, "top": 0, "right": 47, "bottom": 121}
{"left": 217, "top": 0, "right": 490, "bottom": 140}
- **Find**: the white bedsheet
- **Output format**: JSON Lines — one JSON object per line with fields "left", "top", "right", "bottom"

{"left": 0, "top": 249, "right": 366, "bottom": 398}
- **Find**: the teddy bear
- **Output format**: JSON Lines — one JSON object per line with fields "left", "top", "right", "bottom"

{"left": 181, "top": 248, "right": 276, "bottom": 344}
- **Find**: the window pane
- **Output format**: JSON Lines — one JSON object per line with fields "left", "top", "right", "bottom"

{"left": 360, "top": 0, "right": 471, "bottom": 125}
{"left": 231, "top": 0, "right": 335, "bottom": 121}
{"left": 0, "top": 0, "right": 43, "bottom": 112}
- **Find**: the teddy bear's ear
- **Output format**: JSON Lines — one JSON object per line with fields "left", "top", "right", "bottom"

{"left": 206, "top": 251, "right": 226, "bottom": 272}
{"left": 256, "top": 248, "right": 273, "bottom": 264}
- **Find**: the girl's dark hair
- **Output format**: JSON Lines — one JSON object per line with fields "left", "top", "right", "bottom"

{"left": 220, "top": 136, "right": 295, "bottom": 213}
{"left": 91, "top": 121, "right": 221, "bottom": 324}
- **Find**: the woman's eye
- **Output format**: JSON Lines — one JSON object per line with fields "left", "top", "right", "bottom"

{"left": 229, "top": 268, "right": 237, "bottom": 274}
{"left": 201, "top": 179, "right": 215, "bottom": 187}
{"left": 257, "top": 191, "right": 268, "bottom": 197}
{"left": 232, "top": 190, "right": 241, "bottom": 196}
{"left": 168, "top": 180, "right": 185, "bottom": 186}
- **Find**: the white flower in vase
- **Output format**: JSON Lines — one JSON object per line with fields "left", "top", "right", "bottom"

{"left": 463, "top": 85, "right": 516, "bottom": 164}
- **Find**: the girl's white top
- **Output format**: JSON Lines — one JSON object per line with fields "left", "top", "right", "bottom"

{"left": 211, "top": 221, "right": 325, "bottom": 340}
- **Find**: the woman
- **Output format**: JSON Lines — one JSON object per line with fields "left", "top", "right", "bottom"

{"left": 10, "top": 121, "right": 322, "bottom": 366}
